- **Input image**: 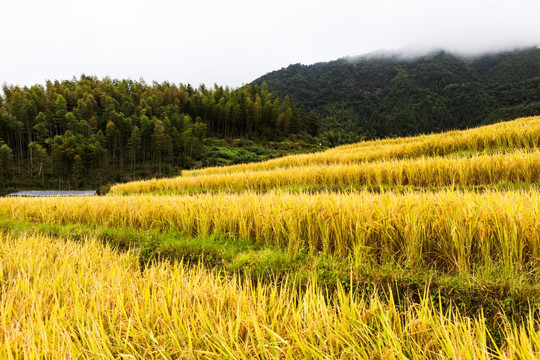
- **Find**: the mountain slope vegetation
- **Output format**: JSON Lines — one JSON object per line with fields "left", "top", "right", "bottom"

{"left": 253, "top": 47, "right": 540, "bottom": 144}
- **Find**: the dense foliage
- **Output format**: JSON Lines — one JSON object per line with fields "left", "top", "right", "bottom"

{"left": 0, "top": 77, "right": 318, "bottom": 191}
{"left": 253, "top": 47, "right": 540, "bottom": 145}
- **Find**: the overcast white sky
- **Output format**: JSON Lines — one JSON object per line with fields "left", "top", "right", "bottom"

{"left": 1, "top": 0, "right": 539, "bottom": 88}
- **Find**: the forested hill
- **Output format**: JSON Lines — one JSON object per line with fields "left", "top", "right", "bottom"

{"left": 253, "top": 47, "right": 540, "bottom": 145}
{"left": 0, "top": 77, "right": 320, "bottom": 193}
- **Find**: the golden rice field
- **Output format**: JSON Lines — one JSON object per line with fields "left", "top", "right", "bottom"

{"left": 111, "top": 150, "right": 540, "bottom": 194}
{"left": 110, "top": 116, "right": 540, "bottom": 194}
{"left": 1, "top": 232, "right": 540, "bottom": 359}
{"left": 4, "top": 116, "right": 540, "bottom": 358}
{"left": 1, "top": 190, "right": 540, "bottom": 273}
{"left": 181, "top": 115, "right": 540, "bottom": 177}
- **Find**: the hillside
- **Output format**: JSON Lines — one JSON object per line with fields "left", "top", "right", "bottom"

{"left": 110, "top": 115, "right": 540, "bottom": 194}
{"left": 4, "top": 48, "right": 540, "bottom": 194}
{"left": 4, "top": 116, "right": 540, "bottom": 356}
{"left": 253, "top": 47, "right": 540, "bottom": 144}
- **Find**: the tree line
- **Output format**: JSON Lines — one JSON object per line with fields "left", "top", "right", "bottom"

{"left": 0, "top": 76, "right": 319, "bottom": 191}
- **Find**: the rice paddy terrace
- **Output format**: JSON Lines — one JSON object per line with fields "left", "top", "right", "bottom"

{"left": 3, "top": 116, "right": 540, "bottom": 358}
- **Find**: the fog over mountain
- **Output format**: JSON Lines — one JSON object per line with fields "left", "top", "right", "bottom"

{"left": 358, "top": 45, "right": 540, "bottom": 62}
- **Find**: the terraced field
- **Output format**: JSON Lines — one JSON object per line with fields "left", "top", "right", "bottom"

{"left": 3, "top": 116, "right": 540, "bottom": 358}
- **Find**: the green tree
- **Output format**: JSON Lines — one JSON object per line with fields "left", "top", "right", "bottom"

{"left": 33, "top": 113, "right": 48, "bottom": 145}
{"left": 66, "top": 112, "right": 81, "bottom": 134}
{"left": 72, "top": 154, "right": 85, "bottom": 187}
{"left": 127, "top": 126, "right": 141, "bottom": 171}
{"left": 152, "top": 119, "right": 166, "bottom": 172}
{"left": 54, "top": 94, "right": 68, "bottom": 131}
{"left": 0, "top": 143, "right": 14, "bottom": 179}
{"left": 28, "top": 142, "right": 48, "bottom": 184}
{"left": 307, "top": 111, "right": 320, "bottom": 137}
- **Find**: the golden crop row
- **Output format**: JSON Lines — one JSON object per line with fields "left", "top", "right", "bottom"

{"left": 110, "top": 149, "right": 540, "bottom": 194}
{"left": 182, "top": 116, "right": 540, "bottom": 177}
{"left": 1, "top": 232, "right": 538, "bottom": 359}
{"left": 2, "top": 190, "right": 540, "bottom": 272}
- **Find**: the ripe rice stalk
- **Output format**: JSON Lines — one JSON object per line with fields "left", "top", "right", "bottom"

{"left": 110, "top": 149, "right": 540, "bottom": 194}
{"left": 179, "top": 116, "right": 540, "bottom": 178}
{"left": 2, "top": 190, "right": 540, "bottom": 272}
{"left": 3, "top": 229, "right": 540, "bottom": 357}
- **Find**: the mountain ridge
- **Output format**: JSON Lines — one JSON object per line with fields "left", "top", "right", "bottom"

{"left": 252, "top": 47, "right": 540, "bottom": 145}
